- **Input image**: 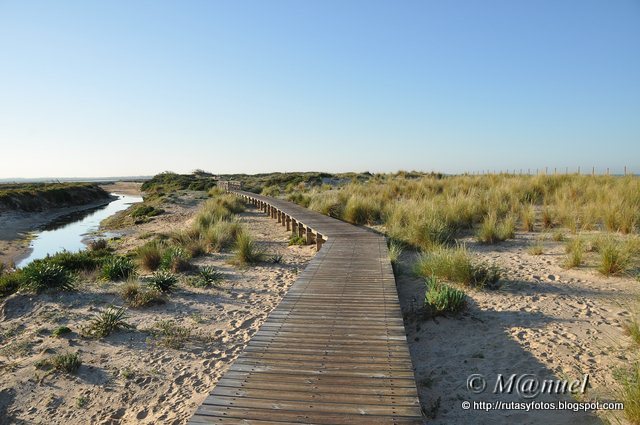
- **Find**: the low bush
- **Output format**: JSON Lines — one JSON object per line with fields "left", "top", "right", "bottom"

{"left": 52, "top": 326, "right": 72, "bottom": 337}
{"left": 0, "top": 270, "right": 24, "bottom": 297}
{"left": 36, "top": 352, "right": 83, "bottom": 374}
{"left": 120, "top": 280, "right": 165, "bottom": 308}
{"left": 21, "top": 261, "right": 75, "bottom": 293}
{"left": 130, "top": 204, "right": 164, "bottom": 219}
{"left": 144, "top": 271, "right": 178, "bottom": 293}
{"left": 101, "top": 256, "right": 136, "bottom": 281}
{"left": 424, "top": 277, "right": 466, "bottom": 315}
{"left": 160, "top": 246, "right": 191, "bottom": 272}
{"left": 188, "top": 266, "right": 223, "bottom": 288}
{"left": 136, "top": 241, "right": 164, "bottom": 271}
{"left": 289, "top": 234, "right": 306, "bottom": 246}
{"left": 88, "top": 239, "right": 108, "bottom": 251}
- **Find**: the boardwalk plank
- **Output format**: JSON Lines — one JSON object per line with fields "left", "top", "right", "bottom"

{"left": 188, "top": 191, "right": 423, "bottom": 424}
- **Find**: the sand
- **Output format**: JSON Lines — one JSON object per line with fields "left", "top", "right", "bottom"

{"left": 0, "top": 198, "right": 315, "bottom": 424}
{"left": 397, "top": 232, "right": 638, "bottom": 424}
{"left": 1, "top": 188, "right": 638, "bottom": 424}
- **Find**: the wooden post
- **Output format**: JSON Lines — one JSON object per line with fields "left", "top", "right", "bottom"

{"left": 285, "top": 216, "right": 291, "bottom": 230}
{"left": 277, "top": 210, "right": 281, "bottom": 224}
{"left": 298, "top": 222, "right": 305, "bottom": 239}
{"left": 291, "top": 219, "right": 297, "bottom": 236}
{"left": 316, "top": 234, "right": 324, "bottom": 251}
{"left": 305, "top": 226, "right": 313, "bottom": 245}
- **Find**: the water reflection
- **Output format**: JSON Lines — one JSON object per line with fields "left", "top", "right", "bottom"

{"left": 17, "top": 193, "right": 142, "bottom": 267}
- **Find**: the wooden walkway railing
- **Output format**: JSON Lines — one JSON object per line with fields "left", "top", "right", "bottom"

{"left": 189, "top": 190, "right": 423, "bottom": 424}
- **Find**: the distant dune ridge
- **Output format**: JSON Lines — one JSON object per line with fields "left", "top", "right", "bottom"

{"left": 0, "top": 183, "right": 113, "bottom": 213}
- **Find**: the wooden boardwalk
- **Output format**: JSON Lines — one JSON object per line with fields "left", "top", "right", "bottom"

{"left": 189, "top": 190, "right": 423, "bottom": 424}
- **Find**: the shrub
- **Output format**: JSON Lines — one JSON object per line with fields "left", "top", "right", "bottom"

{"left": 0, "top": 270, "right": 24, "bottom": 297}
{"left": 414, "top": 245, "right": 500, "bottom": 287}
{"left": 101, "top": 256, "right": 136, "bottom": 281}
{"left": 261, "top": 185, "right": 280, "bottom": 197}
{"left": 144, "top": 271, "right": 178, "bottom": 293}
{"left": 289, "top": 235, "right": 306, "bottom": 246}
{"left": 52, "top": 326, "right": 72, "bottom": 337}
{"left": 233, "top": 233, "right": 264, "bottom": 265}
{"left": 21, "top": 261, "right": 75, "bottom": 293}
{"left": 52, "top": 352, "right": 82, "bottom": 374}
{"left": 83, "top": 306, "right": 133, "bottom": 338}
{"left": 160, "top": 247, "right": 191, "bottom": 272}
{"left": 88, "top": 239, "right": 108, "bottom": 251}
{"left": 130, "top": 204, "right": 164, "bottom": 218}
{"left": 424, "top": 277, "right": 466, "bottom": 315}
{"left": 120, "top": 280, "right": 165, "bottom": 308}
{"left": 136, "top": 241, "right": 164, "bottom": 271}
{"left": 552, "top": 230, "right": 565, "bottom": 242}
{"left": 44, "top": 250, "right": 104, "bottom": 271}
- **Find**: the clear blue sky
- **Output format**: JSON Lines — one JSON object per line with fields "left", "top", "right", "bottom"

{"left": 1, "top": 0, "right": 638, "bottom": 178}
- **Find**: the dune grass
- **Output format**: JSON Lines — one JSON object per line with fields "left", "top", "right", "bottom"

{"left": 120, "top": 280, "right": 165, "bottom": 308}
{"left": 136, "top": 240, "right": 164, "bottom": 271}
{"left": 414, "top": 245, "right": 500, "bottom": 287}
{"left": 617, "top": 363, "right": 640, "bottom": 424}
{"left": 233, "top": 233, "right": 264, "bottom": 266}
{"left": 101, "top": 256, "right": 136, "bottom": 281}
{"left": 561, "top": 237, "right": 583, "bottom": 268}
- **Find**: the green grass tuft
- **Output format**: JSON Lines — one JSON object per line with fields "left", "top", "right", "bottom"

{"left": 21, "top": 261, "right": 75, "bottom": 293}
{"left": 424, "top": 277, "right": 466, "bottom": 315}
{"left": 83, "top": 306, "right": 133, "bottom": 338}
{"left": 101, "top": 256, "right": 136, "bottom": 281}
{"left": 233, "top": 233, "right": 264, "bottom": 266}
{"left": 414, "top": 245, "right": 500, "bottom": 287}
{"left": 144, "top": 271, "right": 178, "bottom": 293}
{"left": 120, "top": 280, "right": 165, "bottom": 308}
